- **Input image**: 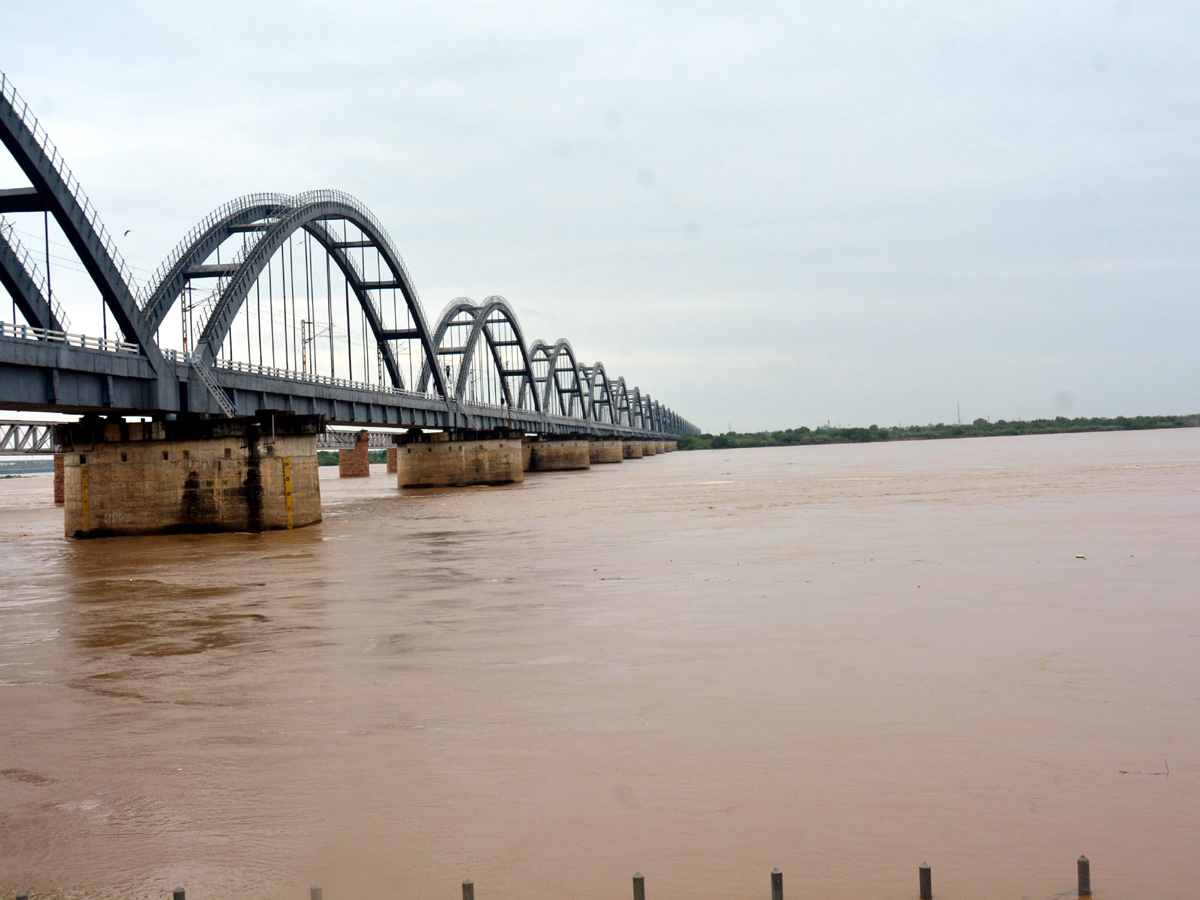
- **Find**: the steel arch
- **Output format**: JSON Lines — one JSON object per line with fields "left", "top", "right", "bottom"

{"left": 141, "top": 193, "right": 293, "bottom": 333}
{"left": 539, "top": 339, "right": 588, "bottom": 420}
{"left": 416, "top": 296, "right": 540, "bottom": 412}
{"left": 580, "top": 362, "right": 617, "bottom": 424}
{"left": 194, "top": 193, "right": 447, "bottom": 396}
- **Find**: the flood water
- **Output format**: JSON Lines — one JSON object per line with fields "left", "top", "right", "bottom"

{"left": 1, "top": 429, "right": 1197, "bottom": 900}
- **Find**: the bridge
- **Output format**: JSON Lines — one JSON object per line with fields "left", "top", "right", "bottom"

{"left": 0, "top": 72, "right": 696, "bottom": 537}
{"left": 0, "top": 71, "right": 696, "bottom": 438}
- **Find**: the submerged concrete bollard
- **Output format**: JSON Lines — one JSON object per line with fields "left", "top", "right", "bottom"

{"left": 919, "top": 863, "right": 932, "bottom": 900}
{"left": 462, "top": 878, "right": 474, "bottom": 900}
{"left": 17, "top": 892, "right": 28, "bottom": 900}
{"left": 173, "top": 889, "right": 185, "bottom": 900}
{"left": 1078, "top": 856, "right": 1091, "bottom": 896}
{"left": 310, "top": 887, "right": 323, "bottom": 900}
{"left": 771, "top": 868, "right": 783, "bottom": 900}
{"left": 633, "top": 872, "right": 645, "bottom": 900}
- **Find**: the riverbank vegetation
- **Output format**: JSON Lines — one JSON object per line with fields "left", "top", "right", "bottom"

{"left": 677, "top": 414, "right": 1199, "bottom": 451}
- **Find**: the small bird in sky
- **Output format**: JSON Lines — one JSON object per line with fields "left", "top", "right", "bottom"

{"left": 124, "top": 229, "right": 131, "bottom": 236}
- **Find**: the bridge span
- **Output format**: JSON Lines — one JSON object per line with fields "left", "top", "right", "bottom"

{"left": 0, "top": 72, "right": 695, "bottom": 537}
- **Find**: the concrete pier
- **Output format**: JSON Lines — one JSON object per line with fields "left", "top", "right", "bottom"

{"left": 396, "top": 430, "right": 524, "bottom": 488}
{"left": 643, "top": 441, "right": 658, "bottom": 456}
{"left": 386, "top": 447, "right": 398, "bottom": 474}
{"left": 529, "top": 437, "right": 591, "bottom": 472}
{"left": 589, "top": 440, "right": 624, "bottom": 464}
{"left": 338, "top": 429, "right": 370, "bottom": 477}
{"left": 522, "top": 439, "right": 533, "bottom": 472}
{"left": 622, "top": 440, "right": 644, "bottom": 459}
{"left": 54, "top": 412, "right": 323, "bottom": 539}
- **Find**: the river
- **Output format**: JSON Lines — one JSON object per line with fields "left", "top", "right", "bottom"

{"left": 1, "top": 429, "right": 1197, "bottom": 899}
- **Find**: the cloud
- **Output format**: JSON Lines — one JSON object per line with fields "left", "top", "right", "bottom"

{"left": 2, "top": 0, "right": 1198, "bottom": 429}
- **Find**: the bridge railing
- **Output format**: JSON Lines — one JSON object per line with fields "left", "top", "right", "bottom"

{"left": 0, "top": 71, "right": 139, "bottom": 298}
{"left": 163, "top": 350, "right": 439, "bottom": 402}
{"left": 0, "top": 218, "right": 71, "bottom": 330}
{"left": 0, "top": 320, "right": 139, "bottom": 354}
{"left": 139, "top": 192, "right": 293, "bottom": 308}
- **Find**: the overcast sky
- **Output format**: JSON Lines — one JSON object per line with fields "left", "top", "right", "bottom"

{"left": 2, "top": 0, "right": 1197, "bottom": 431}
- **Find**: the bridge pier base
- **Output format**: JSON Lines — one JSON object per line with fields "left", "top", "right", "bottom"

{"left": 642, "top": 441, "right": 658, "bottom": 456}
{"left": 396, "top": 429, "right": 524, "bottom": 488}
{"left": 622, "top": 441, "right": 644, "bottom": 459}
{"left": 386, "top": 447, "right": 398, "bottom": 474}
{"left": 54, "top": 413, "right": 323, "bottom": 539}
{"left": 589, "top": 439, "right": 623, "bottom": 464}
{"left": 529, "top": 436, "right": 591, "bottom": 472}
{"left": 338, "top": 430, "right": 371, "bottom": 477}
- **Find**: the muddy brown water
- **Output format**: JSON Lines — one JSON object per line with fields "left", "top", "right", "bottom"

{"left": 1, "top": 430, "right": 1197, "bottom": 900}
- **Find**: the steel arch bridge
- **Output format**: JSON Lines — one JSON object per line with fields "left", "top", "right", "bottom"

{"left": 0, "top": 72, "right": 698, "bottom": 438}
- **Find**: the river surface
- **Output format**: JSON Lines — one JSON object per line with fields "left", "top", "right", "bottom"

{"left": 1, "top": 430, "right": 1197, "bottom": 900}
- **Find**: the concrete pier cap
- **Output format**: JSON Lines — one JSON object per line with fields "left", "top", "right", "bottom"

{"left": 394, "top": 428, "right": 525, "bottom": 488}
{"left": 54, "top": 410, "right": 324, "bottom": 539}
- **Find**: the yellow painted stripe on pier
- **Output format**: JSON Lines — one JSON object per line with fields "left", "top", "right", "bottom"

{"left": 282, "top": 457, "right": 294, "bottom": 529}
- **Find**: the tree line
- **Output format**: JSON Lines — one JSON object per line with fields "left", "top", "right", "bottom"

{"left": 676, "top": 414, "right": 1199, "bottom": 451}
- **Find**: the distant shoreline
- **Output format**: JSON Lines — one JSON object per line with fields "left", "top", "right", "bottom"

{"left": 678, "top": 414, "right": 1199, "bottom": 451}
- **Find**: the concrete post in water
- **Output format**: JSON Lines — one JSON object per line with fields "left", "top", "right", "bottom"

{"left": 529, "top": 435, "right": 591, "bottom": 471}
{"left": 633, "top": 872, "right": 645, "bottom": 900}
{"left": 462, "top": 878, "right": 474, "bottom": 900}
{"left": 396, "top": 429, "right": 524, "bottom": 488}
{"left": 622, "top": 440, "right": 644, "bottom": 459}
{"left": 771, "top": 867, "right": 783, "bottom": 900}
{"left": 54, "top": 412, "right": 323, "bottom": 538}
{"left": 386, "top": 446, "right": 398, "bottom": 474}
{"left": 310, "top": 887, "right": 323, "bottom": 900}
{"left": 589, "top": 438, "right": 623, "bottom": 463}
{"left": 919, "top": 863, "right": 932, "bottom": 900}
{"left": 16, "top": 892, "right": 28, "bottom": 900}
{"left": 338, "top": 429, "right": 371, "bottom": 477}
{"left": 173, "top": 888, "right": 185, "bottom": 900}
{"left": 1077, "top": 856, "right": 1091, "bottom": 896}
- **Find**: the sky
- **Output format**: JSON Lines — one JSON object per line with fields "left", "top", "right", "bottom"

{"left": 1, "top": 0, "right": 1197, "bottom": 431}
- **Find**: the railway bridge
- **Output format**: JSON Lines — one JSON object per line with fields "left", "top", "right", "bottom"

{"left": 0, "top": 72, "right": 695, "bottom": 537}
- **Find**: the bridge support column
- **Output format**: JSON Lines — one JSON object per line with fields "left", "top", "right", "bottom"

{"left": 386, "top": 447, "right": 398, "bottom": 474}
{"left": 665, "top": 440, "right": 677, "bottom": 452}
{"left": 53, "top": 453, "right": 65, "bottom": 504}
{"left": 529, "top": 436, "right": 591, "bottom": 472}
{"left": 339, "top": 429, "right": 370, "bottom": 477}
{"left": 54, "top": 413, "right": 323, "bottom": 539}
{"left": 589, "top": 439, "right": 623, "bottom": 464}
{"left": 396, "top": 429, "right": 524, "bottom": 488}
{"left": 622, "top": 441, "right": 644, "bottom": 459}
{"left": 522, "top": 438, "right": 533, "bottom": 472}
{"left": 642, "top": 441, "right": 658, "bottom": 456}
